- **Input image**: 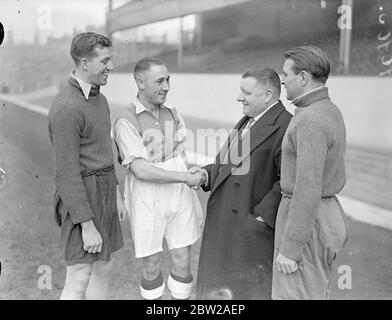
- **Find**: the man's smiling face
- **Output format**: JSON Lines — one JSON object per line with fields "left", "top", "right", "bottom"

{"left": 85, "top": 46, "right": 114, "bottom": 86}
{"left": 141, "top": 64, "right": 171, "bottom": 106}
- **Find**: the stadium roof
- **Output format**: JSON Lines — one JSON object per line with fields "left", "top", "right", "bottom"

{"left": 106, "top": 0, "right": 253, "bottom": 34}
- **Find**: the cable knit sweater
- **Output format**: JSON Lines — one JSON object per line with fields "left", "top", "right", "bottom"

{"left": 48, "top": 77, "right": 114, "bottom": 225}
{"left": 276, "top": 87, "right": 346, "bottom": 261}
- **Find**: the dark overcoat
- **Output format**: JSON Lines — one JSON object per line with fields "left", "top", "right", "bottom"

{"left": 196, "top": 101, "right": 292, "bottom": 300}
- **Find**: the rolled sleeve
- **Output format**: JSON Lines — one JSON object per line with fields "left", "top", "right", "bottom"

{"left": 112, "top": 118, "right": 148, "bottom": 167}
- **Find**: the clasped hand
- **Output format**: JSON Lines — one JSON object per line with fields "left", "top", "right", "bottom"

{"left": 276, "top": 252, "right": 298, "bottom": 274}
{"left": 186, "top": 166, "right": 206, "bottom": 189}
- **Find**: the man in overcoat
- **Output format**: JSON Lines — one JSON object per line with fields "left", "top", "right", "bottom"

{"left": 194, "top": 67, "right": 292, "bottom": 299}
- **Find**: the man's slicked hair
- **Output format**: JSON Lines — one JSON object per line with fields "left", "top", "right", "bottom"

{"left": 134, "top": 57, "right": 165, "bottom": 78}
{"left": 70, "top": 32, "right": 112, "bottom": 66}
{"left": 283, "top": 45, "right": 330, "bottom": 83}
{"left": 242, "top": 67, "right": 281, "bottom": 97}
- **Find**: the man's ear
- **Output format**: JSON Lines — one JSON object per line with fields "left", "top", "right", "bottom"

{"left": 80, "top": 58, "right": 88, "bottom": 71}
{"left": 135, "top": 77, "right": 145, "bottom": 90}
{"left": 265, "top": 89, "right": 273, "bottom": 104}
{"left": 299, "top": 70, "right": 311, "bottom": 86}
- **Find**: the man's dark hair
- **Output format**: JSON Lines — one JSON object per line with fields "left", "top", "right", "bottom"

{"left": 133, "top": 57, "right": 165, "bottom": 78}
{"left": 242, "top": 67, "right": 281, "bottom": 97}
{"left": 70, "top": 32, "right": 112, "bottom": 66}
{"left": 283, "top": 45, "right": 330, "bottom": 83}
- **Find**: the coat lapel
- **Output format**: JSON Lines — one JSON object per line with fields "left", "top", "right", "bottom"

{"left": 211, "top": 101, "right": 286, "bottom": 195}
{"left": 218, "top": 116, "right": 248, "bottom": 165}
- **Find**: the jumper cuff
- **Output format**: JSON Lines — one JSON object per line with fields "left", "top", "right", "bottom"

{"left": 278, "top": 237, "right": 305, "bottom": 262}
{"left": 69, "top": 210, "right": 95, "bottom": 225}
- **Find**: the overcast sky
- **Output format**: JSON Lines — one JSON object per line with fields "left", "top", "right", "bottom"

{"left": 0, "top": 0, "right": 124, "bottom": 43}
{"left": 0, "top": 0, "right": 195, "bottom": 44}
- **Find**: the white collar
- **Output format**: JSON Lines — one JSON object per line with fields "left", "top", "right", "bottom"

{"left": 71, "top": 72, "right": 92, "bottom": 100}
{"left": 252, "top": 100, "right": 279, "bottom": 124}
{"left": 134, "top": 97, "right": 173, "bottom": 114}
{"left": 291, "top": 86, "right": 325, "bottom": 105}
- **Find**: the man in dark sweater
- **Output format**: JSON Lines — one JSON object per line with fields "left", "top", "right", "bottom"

{"left": 272, "top": 46, "right": 349, "bottom": 299}
{"left": 48, "top": 32, "right": 125, "bottom": 299}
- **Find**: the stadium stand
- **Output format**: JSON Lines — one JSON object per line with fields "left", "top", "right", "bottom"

{"left": 114, "top": 33, "right": 382, "bottom": 76}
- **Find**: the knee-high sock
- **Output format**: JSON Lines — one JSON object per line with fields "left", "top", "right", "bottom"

{"left": 140, "top": 273, "right": 165, "bottom": 300}
{"left": 167, "top": 273, "right": 193, "bottom": 300}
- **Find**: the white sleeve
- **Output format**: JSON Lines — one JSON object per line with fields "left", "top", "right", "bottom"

{"left": 112, "top": 118, "right": 148, "bottom": 166}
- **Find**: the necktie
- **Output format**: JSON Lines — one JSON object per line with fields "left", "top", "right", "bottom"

{"left": 241, "top": 117, "right": 255, "bottom": 138}
{"left": 223, "top": 117, "right": 255, "bottom": 164}
{"left": 236, "top": 117, "right": 255, "bottom": 156}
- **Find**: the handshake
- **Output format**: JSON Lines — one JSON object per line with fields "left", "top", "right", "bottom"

{"left": 185, "top": 166, "right": 207, "bottom": 190}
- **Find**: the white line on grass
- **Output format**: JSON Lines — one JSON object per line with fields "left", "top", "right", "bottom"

{"left": 0, "top": 94, "right": 49, "bottom": 116}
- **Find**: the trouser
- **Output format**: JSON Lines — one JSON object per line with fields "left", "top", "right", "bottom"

{"left": 272, "top": 196, "right": 349, "bottom": 300}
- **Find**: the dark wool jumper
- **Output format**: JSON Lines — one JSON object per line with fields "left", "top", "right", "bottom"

{"left": 48, "top": 77, "right": 114, "bottom": 225}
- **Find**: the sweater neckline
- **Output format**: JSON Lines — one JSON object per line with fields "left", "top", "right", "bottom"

{"left": 294, "top": 87, "right": 330, "bottom": 108}
{"left": 68, "top": 76, "right": 100, "bottom": 99}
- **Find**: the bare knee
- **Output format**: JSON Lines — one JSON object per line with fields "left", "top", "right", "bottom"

{"left": 71, "top": 264, "right": 93, "bottom": 288}
{"left": 142, "top": 253, "right": 162, "bottom": 280}
{"left": 171, "top": 247, "right": 191, "bottom": 277}
{"left": 84, "top": 259, "right": 114, "bottom": 300}
{"left": 61, "top": 264, "right": 93, "bottom": 299}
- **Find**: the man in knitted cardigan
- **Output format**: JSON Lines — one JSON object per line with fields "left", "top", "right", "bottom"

{"left": 48, "top": 33, "right": 125, "bottom": 299}
{"left": 272, "top": 46, "right": 349, "bottom": 299}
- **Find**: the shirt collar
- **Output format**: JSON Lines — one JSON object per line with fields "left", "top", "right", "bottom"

{"left": 252, "top": 100, "right": 279, "bottom": 123}
{"left": 71, "top": 72, "right": 92, "bottom": 100}
{"left": 134, "top": 96, "right": 173, "bottom": 114}
{"left": 291, "top": 85, "right": 325, "bottom": 106}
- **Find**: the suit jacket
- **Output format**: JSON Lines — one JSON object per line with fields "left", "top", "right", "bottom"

{"left": 196, "top": 100, "right": 292, "bottom": 300}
